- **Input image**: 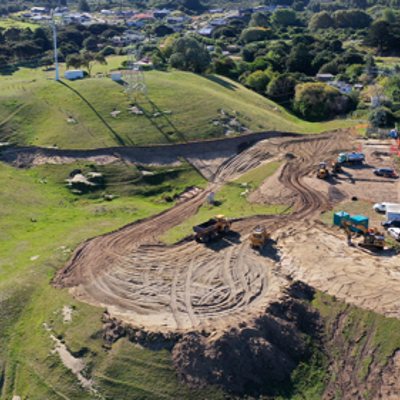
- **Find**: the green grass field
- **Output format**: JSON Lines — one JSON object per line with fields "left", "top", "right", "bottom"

{"left": 0, "top": 17, "right": 39, "bottom": 31}
{"left": 0, "top": 57, "right": 358, "bottom": 149}
{"left": 0, "top": 160, "right": 227, "bottom": 399}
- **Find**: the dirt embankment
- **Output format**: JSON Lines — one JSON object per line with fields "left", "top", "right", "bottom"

{"left": 0, "top": 130, "right": 300, "bottom": 180}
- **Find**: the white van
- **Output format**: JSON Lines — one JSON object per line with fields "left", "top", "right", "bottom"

{"left": 373, "top": 202, "right": 400, "bottom": 213}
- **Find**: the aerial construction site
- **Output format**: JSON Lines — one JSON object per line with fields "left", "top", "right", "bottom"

{"left": 38, "top": 128, "right": 400, "bottom": 397}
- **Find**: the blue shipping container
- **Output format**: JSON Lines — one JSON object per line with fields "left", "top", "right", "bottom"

{"left": 333, "top": 211, "right": 350, "bottom": 227}
{"left": 349, "top": 215, "right": 369, "bottom": 233}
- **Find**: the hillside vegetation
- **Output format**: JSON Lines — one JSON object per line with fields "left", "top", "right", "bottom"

{"left": 0, "top": 57, "right": 356, "bottom": 149}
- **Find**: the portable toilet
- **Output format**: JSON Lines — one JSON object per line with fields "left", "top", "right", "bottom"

{"left": 333, "top": 211, "right": 350, "bottom": 227}
{"left": 349, "top": 215, "right": 369, "bottom": 233}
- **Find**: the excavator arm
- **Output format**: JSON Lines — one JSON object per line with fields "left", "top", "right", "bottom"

{"left": 341, "top": 220, "right": 385, "bottom": 249}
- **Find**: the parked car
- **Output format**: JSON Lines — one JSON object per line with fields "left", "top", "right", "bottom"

{"left": 388, "top": 227, "right": 400, "bottom": 241}
{"left": 373, "top": 202, "right": 399, "bottom": 213}
{"left": 382, "top": 220, "right": 400, "bottom": 228}
{"left": 373, "top": 168, "right": 397, "bottom": 177}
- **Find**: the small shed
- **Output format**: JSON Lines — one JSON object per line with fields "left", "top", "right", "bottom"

{"left": 333, "top": 211, "right": 350, "bottom": 227}
{"left": 207, "top": 192, "right": 216, "bottom": 204}
{"left": 65, "top": 70, "right": 84, "bottom": 80}
{"left": 111, "top": 73, "right": 122, "bottom": 81}
{"left": 349, "top": 215, "right": 369, "bottom": 233}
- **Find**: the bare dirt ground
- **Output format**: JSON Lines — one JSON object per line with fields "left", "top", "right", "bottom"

{"left": 54, "top": 130, "right": 381, "bottom": 331}
{"left": 51, "top": 130, "right": 400, "bottom": 396}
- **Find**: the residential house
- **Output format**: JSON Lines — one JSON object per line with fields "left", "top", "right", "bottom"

{"left": 134, "top": 13, "right": 156, "bottom": 23}
{"left": 30, "top": 7, "right": 49, "bottom": 13}
{"left": 328, "top": 81, "right": 353, "bottom": 94}
{"left": 154, "top": 9, "right": 171, "bottom": 18}
{"left": 316, "top": 73, "right": 334, "bottom": 82}
{"left": 209, "top": 18, "right": 227, "bottom": 26}
{"left": 166, "top": 16, "right": 190, "bottom": 24}
{"left": 210, "top": 8, "right": 224, "bottom": 13}
{"left": 197, "top": 26, "right": 214, "bottom": 37}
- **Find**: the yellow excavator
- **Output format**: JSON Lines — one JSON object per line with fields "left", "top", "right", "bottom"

{"left": 341, "top": 220, "right": 385, "bottom": 249}
{"left": 250, "top": 226, "right": 270, "bottom": 249}
{"left": 317, "top": 162, "right": 329, "bottom": 179}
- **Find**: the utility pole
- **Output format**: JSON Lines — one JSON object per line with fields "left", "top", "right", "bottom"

{"left": 52, "top": 12, "right": 60, "bottom": 81}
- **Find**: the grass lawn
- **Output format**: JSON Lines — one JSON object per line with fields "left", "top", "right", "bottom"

{"left": 0, "top": 59, "right": 358, "bottom": 149}
{"left": 0, "top": 17, "right": 39, "bottom": 31}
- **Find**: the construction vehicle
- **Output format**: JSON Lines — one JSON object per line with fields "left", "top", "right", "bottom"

{"left": 250, "top": 226, "right": 270, "bottom": 249}
{"left": 341, "top": 220, "right": 385, "bottom": 250}
{"left": 317, "top": 162, "right": 329, "bottom": 179}
{"left": 331, "top": 161, "right": 342, "bottom": 174}
{"left": 193, "top": 215, "right": 231, "bottom": 243}
{"left": 338, "top": 152, "right": 365, "bottom": 165}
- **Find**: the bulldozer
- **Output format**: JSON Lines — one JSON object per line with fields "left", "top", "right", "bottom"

{"left": 341, "top": 220, "right": 385, "bottom": 250}
{"left": 317, "top": 162, "right": 329, "bottom": 179}
{"left": 250, "top": 226, "right": 270, "bottom": 249}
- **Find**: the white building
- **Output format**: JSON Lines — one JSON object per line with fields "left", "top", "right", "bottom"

{"left": 65, "top": 70, "right": 84, "bottom": 80}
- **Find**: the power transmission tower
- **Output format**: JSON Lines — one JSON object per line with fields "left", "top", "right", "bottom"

{"left": 124, "top": 45, "right": 148, "bottom": 103}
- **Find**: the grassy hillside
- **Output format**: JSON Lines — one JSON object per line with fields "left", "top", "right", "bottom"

{"left": 0, "top": 160, "right": 225, "bottom": 399}
{"left": 0, "top": 56, "right": 357, "bottom": 149}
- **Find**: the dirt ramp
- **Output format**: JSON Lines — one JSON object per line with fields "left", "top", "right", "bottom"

{"left": 172, "top": 287, "right": 321, "bottom": 396}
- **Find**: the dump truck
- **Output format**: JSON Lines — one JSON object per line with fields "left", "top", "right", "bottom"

{"left": 250, "top": 226, "right": 270, "bottom": 249}
{"left": 193, "top": 215, "right": 231, "bottom": 243}
{"left": 338, "top": 153, "right": 365, "bottom": 165}
{"left": 317, "top": 162, "right": 329, "bottom": 179}
{"left": 331, "top": 161, "right": 342, "bottom": 173}
{"left": 342, "top": 219, "right": 385, "bottom": 249}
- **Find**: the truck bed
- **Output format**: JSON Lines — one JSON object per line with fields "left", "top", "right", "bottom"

{"left": 193, "top": 218, "right": 218, "bottom": 234}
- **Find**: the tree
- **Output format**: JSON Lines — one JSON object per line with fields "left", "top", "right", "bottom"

{"left": 369, "top": 107, "right": 397, "bottom": 127}
{"left": 81, "top": 52, "right": 107, "bottom": 76}
{"left": 169, "top": 37, "right": 210, "bottom": 73}
{"left": 267, "top": 73, "right": 298, "bottom": 103}
{"left": 79, "top": 0, "right": 90, "bottom": 12}
{"left": 66, "top": 54, "right": 82, "bottom": 70}
{"left": 271, "top": 9, "right": 297, "bottom": 26}
{"left": 83, "top": 36, "right": 98, "bottom": 51}
{"left": 240, "top": 27, "right": 271, "bottom": 43}
{"left": 249, "top": 12, "right": 270, "bottom": 29}
{"left": 293, "top": 82, "right": 347, "bottom": 121}
{"left": 4, "top": 27, "right": 20, "bottom": 42}
{"left": 333, "top": 10, "right": 371, "bottom": 29}
{"left": 286, "top": 44, "right": 314, "bottom": 75}
{"left": 33, "top": 27, "right": 51, "bottom": 50}
{"left": 39, "top": 55, "right": 53, "bottom": 70}
{"left": 383, "top": 8, "right": 396, "bottom": 24}
{"left": 214, "top": 57, "right": 236, "bottom": 77}
{"left": 12, "top": 41, "right": 42, "bottom": 60}
{"left": 101, "top": 46, "right": 116, "bottom": 56}
{"left": 154, "top": 25, "right": 174, "bottom": 37}
{"left": 308, "top": 11, "right": 333, "bottom": 30}
{"left": 246, "top": 70, "right": 270, "bottom": 93}
{"left": 363, "top": 20, "right": 394, "bottom": 55}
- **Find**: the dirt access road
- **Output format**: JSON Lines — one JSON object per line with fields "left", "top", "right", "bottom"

{"left": 53, "top": 129, "right": 400, "bottom": 334}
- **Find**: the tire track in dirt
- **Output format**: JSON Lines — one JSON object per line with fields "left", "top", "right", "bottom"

{"left": 53, "top": 130, "right": 360, "bottom": 331}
